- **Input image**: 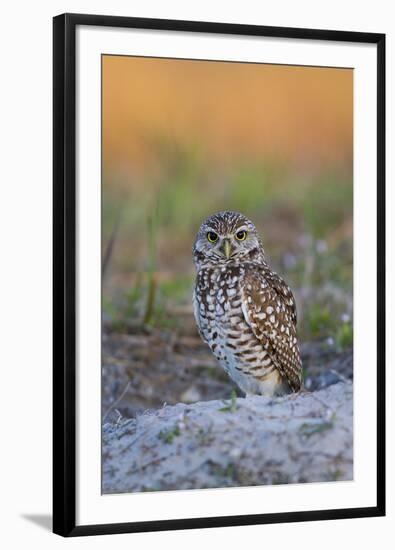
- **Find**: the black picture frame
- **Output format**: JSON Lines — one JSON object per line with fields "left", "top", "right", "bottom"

{"left": 53, "top": 12, "right": 386, "bottom": 537}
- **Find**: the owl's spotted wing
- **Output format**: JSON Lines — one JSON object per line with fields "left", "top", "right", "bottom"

{"left": 240, "top": 268, "right": 302, "bottom": 392}
{"left": 264, "top": 269, "right": 298, "bottom": 325}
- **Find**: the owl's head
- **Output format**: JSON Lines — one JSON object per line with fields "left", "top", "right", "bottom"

{"left": 193, "top": 211, "right": 265, "bottom": 268}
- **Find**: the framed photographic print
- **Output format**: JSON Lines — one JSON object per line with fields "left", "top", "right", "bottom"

{"left": 53, "top": 13, "right": 385, "bottom": 537}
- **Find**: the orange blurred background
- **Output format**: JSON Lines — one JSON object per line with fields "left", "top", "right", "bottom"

{"left": 103, "top": 55, "right": 352, "bottom": 181}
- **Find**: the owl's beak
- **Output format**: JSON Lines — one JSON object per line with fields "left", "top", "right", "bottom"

{"left": 222, "top": 239, "right": 232, "bottom": 259}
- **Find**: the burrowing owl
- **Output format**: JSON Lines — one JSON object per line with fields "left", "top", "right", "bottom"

{"left": 193, "top": 211, "right": 302, "bottom": 397}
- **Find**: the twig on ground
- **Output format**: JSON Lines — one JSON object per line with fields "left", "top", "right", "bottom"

{"left": 103, "top": 381, "right": 132, "bottom": 422}
{"left": 329, "top": 369, "right": 352, "bottom": 384}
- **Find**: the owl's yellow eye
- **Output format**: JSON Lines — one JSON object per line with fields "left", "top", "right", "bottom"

{"left": 235, "top": 230, "right": 247, "bottom": 241}
{"left": 207, "top": 231, "right": 219, "bottom": 243}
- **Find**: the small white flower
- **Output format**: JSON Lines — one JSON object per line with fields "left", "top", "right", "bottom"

{"left": 316, "top": 239, "right": 328, "bottom": 254}
{"left": 341, "top": 313, "right": 350, "bottom": 323}
{"left": 283, "top": 252, "right": 297, "bottom": 269}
